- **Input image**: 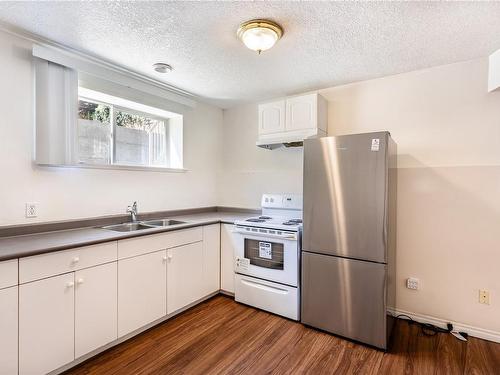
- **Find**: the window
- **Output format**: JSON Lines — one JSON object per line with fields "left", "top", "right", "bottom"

{"left": 76, "top": 88, "right": 183, "bottom": 169}
{"left": 34, "top": 52, "right": 191, "bottom": 170}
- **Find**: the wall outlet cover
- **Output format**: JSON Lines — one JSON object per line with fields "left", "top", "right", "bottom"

{"left": 479, "top": 290, "right": 490, "bottom": 305}
{"left": 406, "top": 277, "right": 419, "bottom": 290}
{"left": 25, "top": 202, "right": 37, "bottom": 218}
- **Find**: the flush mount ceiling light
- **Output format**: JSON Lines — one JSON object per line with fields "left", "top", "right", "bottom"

{"left": 152, "top": 62, "right": 173, "bottom": 73}
{"left": 237, "top": 19, "right": 283, "bottom": 54}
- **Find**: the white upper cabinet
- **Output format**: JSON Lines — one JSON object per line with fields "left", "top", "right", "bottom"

{"left": 257, "top": 92, "right": 327, "bottom": 147}
{"left": 258, "top": 100, "right": 286, "bottom": 135}
{"left": 286, "top": 93, "right": 318, "bottom": 131}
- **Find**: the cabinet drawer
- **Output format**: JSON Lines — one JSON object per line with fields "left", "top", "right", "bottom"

{"left": 0, "top": 259, "right": 18, "bottom": 289}
{"left": 19, "top": 242, "right": 117, "bottom": 284}
{"left": 118, "top": 227, "right": 202, "bottom": 259}
{"left": 235, "top": 274, "right": 298, "bottom": 320}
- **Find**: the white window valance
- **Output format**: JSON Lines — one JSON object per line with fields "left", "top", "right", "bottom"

{"left": 32, "top": 44, "right": 196, "bottom": 111}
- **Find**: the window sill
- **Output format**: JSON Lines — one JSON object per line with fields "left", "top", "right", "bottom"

{"left": 36, "top": 162, "right": 188, "bottom": 173}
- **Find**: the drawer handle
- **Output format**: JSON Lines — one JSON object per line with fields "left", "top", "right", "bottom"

{"left": 76, "top": 278, "right": 85, "bottom": 285}
{"left": 71, "top": 256, "right": 80, "bottom": 264}
{"left": 66, "top": 281, "right": 75, "bottom": 288}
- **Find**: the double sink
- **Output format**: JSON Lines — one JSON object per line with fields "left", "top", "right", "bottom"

{"left": 102, "top": 219, "right": 186, "bottom": 232}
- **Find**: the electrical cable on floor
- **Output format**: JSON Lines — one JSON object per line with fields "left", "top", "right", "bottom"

{"left": 394, "top": 314, "right": 468, "bottom": 341}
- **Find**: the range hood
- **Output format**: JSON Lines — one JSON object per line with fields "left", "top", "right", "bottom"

{"left": 256, "top": 127, "right": 326, "bottom": 149}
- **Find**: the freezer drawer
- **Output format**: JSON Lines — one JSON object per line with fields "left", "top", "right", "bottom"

{"left": 235, "top": 274, "right": 299, "bottom": 320}
{"left": 301, "top": 252, "right": 388, "bottom": 349}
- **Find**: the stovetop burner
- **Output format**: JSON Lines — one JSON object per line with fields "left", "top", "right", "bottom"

{"left": 282, "top": 219, "right": 302, "bottom": 225}
{"left": 259, "top": 216, "right": 272, "bottom": 220}
{"left": 246, "top": 218, "right": 266, "bottom": 223}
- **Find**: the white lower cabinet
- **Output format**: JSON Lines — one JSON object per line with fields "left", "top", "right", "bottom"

{"left": 167, "top": 242, "right": 204, "bottom": 314}
{"left": 13, "top": 223, "right": 232, "bottom": 373}
{"left": 118, "top": 250, "right": 167, "bottom": 337}
{"left": 0, "top": 286, "right": 18, "bottom": 375}
{"left": 202, "top": 224, "right": 221, "bottom": 295}
{"left": 19, "top": 273, "right": 75, "bottom": 375}
{"left": 75, "top": 262, "right": 118, "bottom": 358}
{"left": 221, "top": 224, "right": 237, "bottom": 293}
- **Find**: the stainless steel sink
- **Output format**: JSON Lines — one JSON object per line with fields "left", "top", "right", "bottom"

{"left": 141, "top": 219, "right": 186, "bottom": 227}
{"left": 101, "top": 219, "right": 186, "bottom": 232}
{"left": 102, "top": 223, "right": 156, "bottom": 232}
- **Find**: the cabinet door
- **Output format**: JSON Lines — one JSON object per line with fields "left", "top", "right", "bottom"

{"left": 19, "top": 273, "right": 75, "bottom": 375}
{"left": 258, "top": 100, "right": 286, "bottom": 135}
{"left": 118, "top": 250, "right": 166, "bottom": 337}
{"left": 167, "top": 242, "right": 204, "bottom": 314}
{"left": 221, "top": 224, "right": 237, "bottom": 293}
{"left": 285, "top": 94, "right": 317, "bottom": 131}
{"left": 0, "top": 286, "right": 18, "bottom": 375}
{"left": 75, "top": 262, "right": 117, "bottom": 358}
{"left": 203, "top": 224, "right": 221, "bottom": 295}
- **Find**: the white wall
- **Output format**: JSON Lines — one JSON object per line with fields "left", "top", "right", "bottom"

{"left": 218, "top": 103, "right": 303, "bottom": 208}
{"left": 0, "top": 30, "right": 223, "bottom": 225}
{"left": 220, "top": 58, "right": 500, "bottom": 336}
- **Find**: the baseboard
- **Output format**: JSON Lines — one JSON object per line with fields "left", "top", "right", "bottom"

{"left": 389, "top": 308, "right": 500, "bottom": 344}
{"left": 219, "top": 290, "right": 235, "bottom": 297}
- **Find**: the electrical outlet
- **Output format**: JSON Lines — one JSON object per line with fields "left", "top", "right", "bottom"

{"left": 406, "top": 277, "right": 419, "bottom": 290}
{"left": 479, "top": 290, "right": 490, "bottom": 305}
{"left": 25, "top": 202, "right": 37, "bottom": 218}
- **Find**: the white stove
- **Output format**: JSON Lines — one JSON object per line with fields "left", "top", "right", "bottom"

{"left": 233, "top": 194, "right": 302, "bottom": 320}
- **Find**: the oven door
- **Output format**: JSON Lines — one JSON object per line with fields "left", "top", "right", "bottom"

{"left": 233, "top": 227, "right": 299, "bottom": 287}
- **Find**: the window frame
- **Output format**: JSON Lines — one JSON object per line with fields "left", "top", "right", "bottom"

{"left": 77, "top": 95, "right": 182, "bottom": 171}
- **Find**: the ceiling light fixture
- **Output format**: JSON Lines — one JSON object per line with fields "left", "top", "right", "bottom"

{"left": 152, "top": 63, "right": 173, "bottom": 73}
{"left": 237, "top": 19, "right": 283, "bottom": 54}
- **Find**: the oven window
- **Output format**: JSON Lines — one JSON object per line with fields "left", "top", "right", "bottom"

{"left": 244, "top": 239, "right": 284, "bottom": 270}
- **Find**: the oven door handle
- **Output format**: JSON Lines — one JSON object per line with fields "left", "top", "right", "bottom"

{"left": 232, "top": 228, "right": 297, "bottom": 240}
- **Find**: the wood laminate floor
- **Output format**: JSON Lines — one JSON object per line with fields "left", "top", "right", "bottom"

{"left": 66, "top": 295, "right": 500, "bottom": 375}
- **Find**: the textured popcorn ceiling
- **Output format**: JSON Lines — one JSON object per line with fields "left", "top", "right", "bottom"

{"left": 1, "top": 1, "right": 500, "bottom": 108}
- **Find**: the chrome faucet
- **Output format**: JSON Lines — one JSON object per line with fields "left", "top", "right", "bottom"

{"left": 127, "top": 201, "right": 138, "bottom": 222}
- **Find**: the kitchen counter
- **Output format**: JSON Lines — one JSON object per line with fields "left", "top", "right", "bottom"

{"left": 0, "top": 211, "right": 251, "bottom": 261}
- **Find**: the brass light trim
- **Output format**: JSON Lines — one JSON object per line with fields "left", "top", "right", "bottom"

{"left": 237, "top": 19, "right": 284, "bottom": 53}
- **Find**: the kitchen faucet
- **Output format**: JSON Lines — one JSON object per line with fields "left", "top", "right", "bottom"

{"left": 127, "top": 201, "right": 138, "bottom": 222}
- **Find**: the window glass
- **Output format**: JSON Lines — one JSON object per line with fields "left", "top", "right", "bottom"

{"left": 114, "top": 109, "right": 168, "bottom": 167}
{"left": 77, "top": 99, "right": 111, "bottom": 164}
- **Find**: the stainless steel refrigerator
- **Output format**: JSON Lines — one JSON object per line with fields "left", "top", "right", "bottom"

{"left": 301, "top": 132, "right": 397, "bottom": 350}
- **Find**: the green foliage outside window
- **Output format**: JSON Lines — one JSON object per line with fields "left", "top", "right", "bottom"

{"left": 78, "top": 100, "right": 161, "bottom": 131}
{"left": 78, "top": 100, "right": 110, "bottom": 124}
